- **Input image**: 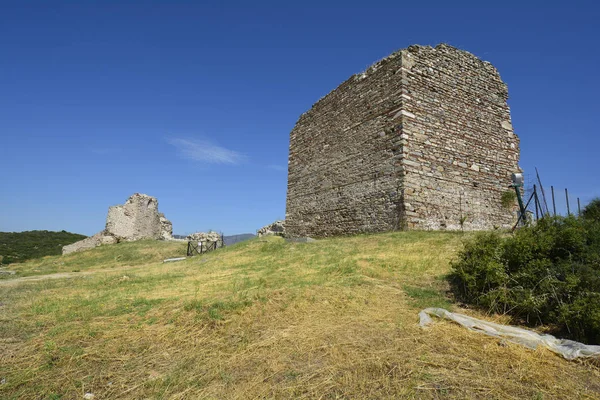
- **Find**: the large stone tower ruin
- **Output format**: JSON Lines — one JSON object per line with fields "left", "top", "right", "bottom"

{"left": 285, "top": 44, "right": 520, "bottom": 237}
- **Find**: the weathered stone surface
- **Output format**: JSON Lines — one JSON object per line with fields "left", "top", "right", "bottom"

{"left": 285, "top": 44, "right": 520, "bottom": 236}
{"left": 62, "top": 193, "right": 174, "bottom": 255}
{"left": 257, "top": 220, "right": 286, "bottom": 237}
{"left": 159, "top": 213, "right": 173, "bottom": 241}
{"left": 100, "top": 235, "right": 118, "bottom": 245}
{"left": 62, "top": 232, "right": 113, "bottom": 255}
{"left": 106, "top": 193, "right": 162, "bottom": 241}
{"left": 187, "top": 231, "right": 222, "bottom": 243}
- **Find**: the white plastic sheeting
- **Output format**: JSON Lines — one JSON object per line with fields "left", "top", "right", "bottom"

{"left": 419, "top": 307, "right": 600, "bottom": 360}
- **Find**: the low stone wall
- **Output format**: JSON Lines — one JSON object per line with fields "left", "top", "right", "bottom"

{"left": 187, "top": 232, "right": 222, "bottom": 243}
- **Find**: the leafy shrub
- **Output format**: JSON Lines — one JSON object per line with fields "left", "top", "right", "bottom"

{"left": 581, "top": 197, "right": 600, "bottom": 223}
{"left": 449, "top": 215, "right": 600, "bottom": 344}
{"left": 500, "top": 190, "right": 517, "bottom": 210}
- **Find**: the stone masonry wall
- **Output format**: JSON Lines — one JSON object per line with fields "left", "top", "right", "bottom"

{"left": 399, "top": 45, "right": 520, "bottom": 230}
{"left": 285, "top": 52, "right": 406, "bottom": 237}
{"left": 285, "top": 44, "right": 520, "bottom": 237}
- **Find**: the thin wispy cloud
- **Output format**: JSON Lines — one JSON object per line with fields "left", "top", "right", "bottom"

{"left": 268, "top": 164, "right": 287, "bottom": 172}
{"left": 167, "top": 137, "right": 245, "bottom": 165}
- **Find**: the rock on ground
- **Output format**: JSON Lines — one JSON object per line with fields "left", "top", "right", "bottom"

{"left": 257, "top": 220, "right": 286, "bottom": 237}
{"left": 62, "top": 193, "right": 174, "bottom": 255}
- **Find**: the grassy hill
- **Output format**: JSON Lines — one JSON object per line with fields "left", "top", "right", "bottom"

{"left": 1, "top": 232, "right": 599, "bottom": 399}
{"left": 223, "top": 233, "right": 255, "bottom": 246}
{"left": 0, "top": 230, "right": 87, "bottom": 265}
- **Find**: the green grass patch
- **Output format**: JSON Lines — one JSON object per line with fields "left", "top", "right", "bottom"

{"left": 402, "top": 285, "right": 452, "bottom": 309}
{"left": 184, "top": 297, "right": 253, "bottom": 320}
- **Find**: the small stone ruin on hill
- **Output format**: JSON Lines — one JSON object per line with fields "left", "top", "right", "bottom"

{"left": 257, "top": 220, "right": 286, "bottom": 237}
{"left": 62, "top": 193, "right": 173, "bottom": 255}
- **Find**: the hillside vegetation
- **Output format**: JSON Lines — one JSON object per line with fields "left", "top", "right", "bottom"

{"left": 0, "top": 230, "right": 86, "bottom": 265}
{"left": 451, "top": 198, "right": 600, "bottom": 344}
{"left": 1, "top": 232, "right": 599, "bottom": 399}
{"left": 1, "top": 239, "right": 186, "bottom": 279}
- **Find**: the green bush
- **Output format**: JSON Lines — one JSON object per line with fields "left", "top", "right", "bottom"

{"left": 449, "top": 215, "right": 600, "bottom": 344}
{"left": 500, "top": 190, "right": 517, "bottom": 210}
{"left": 581, "top": 197, "right": 600, "bottom": 223}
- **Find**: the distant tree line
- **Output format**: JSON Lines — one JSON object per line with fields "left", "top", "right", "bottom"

{"left": 0, "top": 230, "right": 87, "bottom": 265}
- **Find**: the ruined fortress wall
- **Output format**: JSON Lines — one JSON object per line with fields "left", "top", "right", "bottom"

{"left": 399, "top": 45, "right": 520, "bottom": 230}
{"left": 285, "top": 44, "right": 520, "bottom": 237}
{"left": 285, "top": 53, "right": 407, "bottom": 237}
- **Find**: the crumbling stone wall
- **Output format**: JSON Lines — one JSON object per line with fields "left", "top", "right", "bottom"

{"left": 159, "top": 213, "right": 173, "bottom": 241}
{"left": 285, "top": 44, "right": 520, "bottom": 237}
{"left": 61, "top": 232, "right": 118, "bottom": 255}
{"left": 257, "top": 220, "right": 286, "bottom": 237}
{"left": 62, "top": 193, "right": 174, "bottom": 254}
{"left": 106, "top": 193, "right": 164, "bottom": 241}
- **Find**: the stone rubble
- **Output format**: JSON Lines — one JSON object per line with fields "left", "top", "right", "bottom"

{"left": 186, "top": 231, "right": 222, "bottom": 243}
{"left": 257, "top": 220, "right": 286, "bottom": 237}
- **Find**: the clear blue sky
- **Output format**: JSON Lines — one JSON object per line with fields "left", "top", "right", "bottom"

{"left": 1, "top": 1, "right": 599, "bottom": 236}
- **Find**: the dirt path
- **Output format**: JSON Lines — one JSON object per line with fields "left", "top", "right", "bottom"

{"left": 0, "top": 265, "right": 140, "bottom": 287}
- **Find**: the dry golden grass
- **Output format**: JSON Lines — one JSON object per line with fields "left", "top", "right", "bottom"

{"left": 1, "top": 232, "right": 599, "bottom": 399}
